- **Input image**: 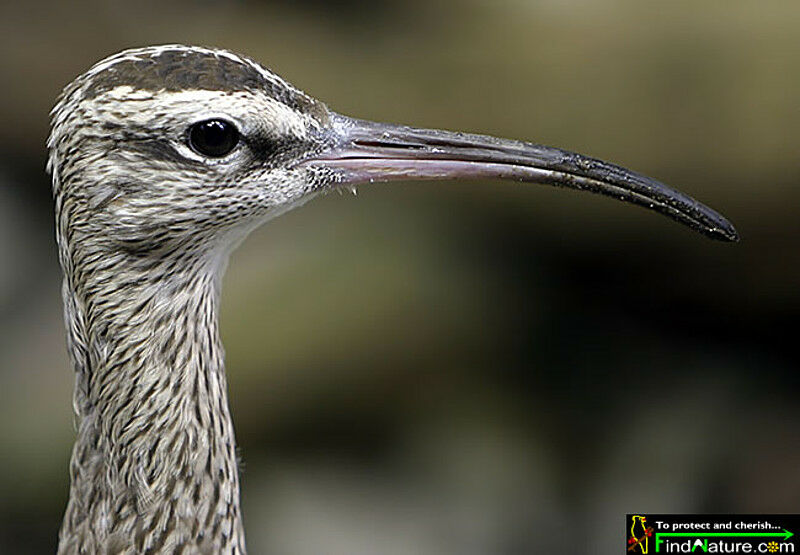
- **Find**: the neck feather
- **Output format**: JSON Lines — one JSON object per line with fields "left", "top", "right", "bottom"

{"left": 58, "top": 253, "right": 246, "bottom": 554}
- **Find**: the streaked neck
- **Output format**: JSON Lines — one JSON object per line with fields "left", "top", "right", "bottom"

{"left": 58, "top": 257, "right": 246, "bottom": 553}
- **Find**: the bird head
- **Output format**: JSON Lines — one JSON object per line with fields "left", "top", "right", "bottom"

{"left": 48, "top": 45, "right": 737, "bottom": 266}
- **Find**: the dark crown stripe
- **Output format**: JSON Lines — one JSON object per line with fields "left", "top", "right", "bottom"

{"left": 79, "top": 46, "right": 324, "bottom": 118}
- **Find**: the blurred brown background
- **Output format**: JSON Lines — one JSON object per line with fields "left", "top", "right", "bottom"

{"left": 0, "top": 1, "right": 798, "bottom": 553}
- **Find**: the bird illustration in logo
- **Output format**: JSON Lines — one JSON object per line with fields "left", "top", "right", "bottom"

{"left": 629, "top": 515, "right": 652, "bottom": 553}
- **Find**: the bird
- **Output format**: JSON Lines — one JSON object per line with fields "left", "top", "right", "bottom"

{"left": 47, "top": 44, "right": 738, "bottom": 554}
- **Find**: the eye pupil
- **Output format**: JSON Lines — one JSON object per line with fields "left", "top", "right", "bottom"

{"left": 189, "top": 119, "right": 239, "bottom": 158}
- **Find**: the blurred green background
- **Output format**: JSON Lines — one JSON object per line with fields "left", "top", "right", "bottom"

{"left": 0, "top": 0, "right": 798, "bottom": 553}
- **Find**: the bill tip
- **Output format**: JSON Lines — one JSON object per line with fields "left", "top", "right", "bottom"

{"left": 710, "top": 221, "right": 740, "bottom": 242}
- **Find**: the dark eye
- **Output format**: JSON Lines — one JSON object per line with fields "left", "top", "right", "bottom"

{"left": 188, "top": 119, "right": 240, "bottom": 158}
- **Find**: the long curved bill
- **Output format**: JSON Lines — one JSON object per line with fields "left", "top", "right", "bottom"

{"left": 300, "top": 114, "right": 738, "bottom": 241}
